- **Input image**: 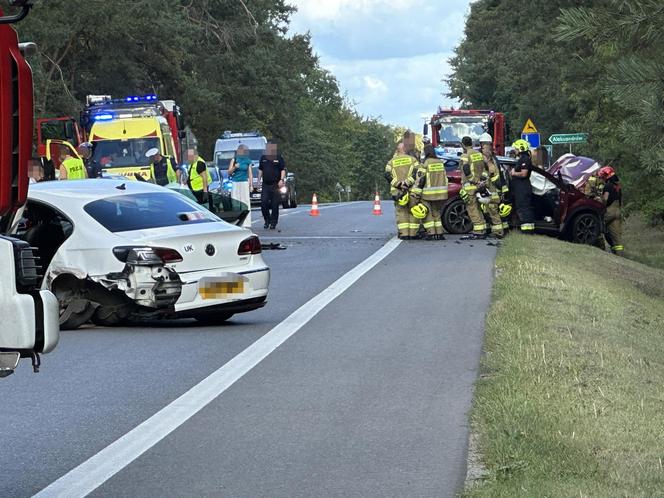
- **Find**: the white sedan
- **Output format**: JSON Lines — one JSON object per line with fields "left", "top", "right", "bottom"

{"left": 12, "top": 181, "right": 270, "bottom": 329}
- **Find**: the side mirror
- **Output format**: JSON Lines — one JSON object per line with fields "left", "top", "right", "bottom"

{"left": 423, "top": 123, "right": 429, "bottom": 138}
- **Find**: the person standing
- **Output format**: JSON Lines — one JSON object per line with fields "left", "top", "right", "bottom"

{"left": 598, "top": 166, "right": 624, "bottom": 255}
{"left": 78, "top": 142, "right": 101, "bottom": 178}
{"left": 146, "top": 148, "right": 180, "bottom": 186}
{"left": 58, "top": 146, "right": 87, "bottom": 180}
{"left": 228, "top": 144, "right": 254, "bottom": 228}
{"left": 412, "top": 144, "right": 448, "bottom": 240}
{"left": 385, "top": 133, "right": 419, "bottom": 239}
{"left": 258, "top": 143, "right": 286, "bottom": 229}
{"left": 510, "top": 139, "right": 535, "bottom": 233}
{"left": 479, "top": 133, "right": 504, "bottom": 238}
{"left": 187, "top": 149, "right": 212, "bottom": 205}
{"left": 459, "top": 136, "right": 487, "bottom": 239}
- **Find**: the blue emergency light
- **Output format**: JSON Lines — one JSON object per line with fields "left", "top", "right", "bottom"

{"left": 123, "top": 94, "right": 158, "bottom": 103}
{"left": 93, "top": 113, "right": 114, "bottom": 122}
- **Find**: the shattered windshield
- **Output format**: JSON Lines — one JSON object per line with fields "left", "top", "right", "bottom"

{"left": 92, "top": 138, "right": 160, "bottom": 168}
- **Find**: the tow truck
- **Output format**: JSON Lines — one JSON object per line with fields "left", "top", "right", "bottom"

{"left": 0, "top": 1, "right": 59, "bottom": 378}
{"left": 426, "top": 108, "right": 508, "bottom": 156}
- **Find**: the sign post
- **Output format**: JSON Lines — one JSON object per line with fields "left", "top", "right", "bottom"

{"left": 521, "top": 118, "right": 540, "bottom": 150}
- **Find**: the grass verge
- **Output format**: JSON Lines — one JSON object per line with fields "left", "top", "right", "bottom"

{"left": 465, "top": 234, "right": 664, "bottom": 497}
{"left": 623, "top": 214, "right": 664, "bottom": 271}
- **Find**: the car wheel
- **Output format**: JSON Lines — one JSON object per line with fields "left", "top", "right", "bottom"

{"left": 290, "top": 192, "right": 297, "bottom": 208}
{"left": 194, "top": 312, "right": 235, "bottom": 325}
{"left": 53, "top": 280, "right": 94, "bottom": 330}
{"left": 282, "top": 198, "right": 290, "bottom": 209}
{"left": 442, "top": 199, "right": 472, "bottom": 234}
{"left": 571, "top": 212, "right": 601, "bottom": 245}
{"left": 91, "top": 305, "right": 129, "bottom": 327}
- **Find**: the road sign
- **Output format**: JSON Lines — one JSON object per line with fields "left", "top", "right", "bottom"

{"left": 549, "top": 133, "right": 588, "bottom": 145}
{"left": 521, "top": 132, "right": 540, "bottom": 149}
{"left": 522, "top": 118, "right": 538, "bottom": 134}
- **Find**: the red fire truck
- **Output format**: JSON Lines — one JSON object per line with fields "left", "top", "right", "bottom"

{"left": 0, "top": 2, "right": 59, "bottom": 377}
{"left": 427, "top": 108, "right": 507, "bottom": 156}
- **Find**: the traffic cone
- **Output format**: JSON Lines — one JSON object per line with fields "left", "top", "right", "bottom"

{"left": 310, "top": 193, "right": 320, "bottom": 216}
{"left": 372, "top": 192, "right": 383, "bottom": 215}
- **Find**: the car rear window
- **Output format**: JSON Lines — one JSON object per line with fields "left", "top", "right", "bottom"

{"left": 84, "top": 192, "right": 220, "bottom": 233}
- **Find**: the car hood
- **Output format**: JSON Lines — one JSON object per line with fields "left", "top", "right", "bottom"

{"left": 115, "top": 222, "right": 256, "bottom": 273}
{"left": 549, "top": 154, "right": 602, "bottom": 189}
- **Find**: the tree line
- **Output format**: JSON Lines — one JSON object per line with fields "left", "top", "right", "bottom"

{"left": 17, "top": 0, "right": 396, "bottom": 201}
{"left": 448, "top": 0, "right": 664, "bottom": 222}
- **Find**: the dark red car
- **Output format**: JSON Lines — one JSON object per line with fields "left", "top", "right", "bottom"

{"left": 439, "top": 155, "right": 605, "bottom": 245}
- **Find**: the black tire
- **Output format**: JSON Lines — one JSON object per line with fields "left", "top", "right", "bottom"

{"left": 570, "top": 212, "right": 601, "bottom": 245}
{"left": 53, "top": 281, "right": 95, "bottom": 330}
{"left": 194, "top": 312, "right": 235, "bottom": 326}
{"left": 282, "top": 198, "right": 290, "bottom": 209}
{"left": 442, "top": 199, "right": 472, "bottom": 234}
{"left": 290, "top": 192, "right": 297, "bottom": 208}
{"left": 91, "top": 305, "right": 130, "bottom": 327}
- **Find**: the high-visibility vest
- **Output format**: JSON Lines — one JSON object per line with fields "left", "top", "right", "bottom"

{"left": 61, "top": 157, "right": 86, "bottom": 180}
{"left": 385, "top": 154, "right": 418, "bottom": 196}
{"left": 151, "top": 156, "right": 178, "bottom": 186}
{"left": 188, "top": 156, "right": 212, "bottom": 192}
{"left": 419, "top": 158, "right": 449, "bottom": 201}
{"left": 460, "top": 149, "right": 484, "bottom": 193}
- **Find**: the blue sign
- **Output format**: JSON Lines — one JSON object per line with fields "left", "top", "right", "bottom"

{"left": 522, "top": 132, "right": 541, "bottom": 149}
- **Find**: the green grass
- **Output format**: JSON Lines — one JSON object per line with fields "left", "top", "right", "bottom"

{"left": 624, "top": 214, "right": 664, "bottom": 270}
{"left": 465, "top": 234, "right": 664, "bottom": 498}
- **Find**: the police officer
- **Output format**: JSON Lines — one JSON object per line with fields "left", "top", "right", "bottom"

{"left": 598, "top": 166, "right": 624, "bottom": 255}
{"left": 460, "top": 136, "right": 487, "bottom": 239}
{"left": 58, "top": 146, "right": 87, "bottom": 180}
{"left": 510, "top": 139, "right": 535, "bottom": 233}
{"left": 146, "top": 148, "right": 180, "bottom": 186}
{"left": 78, "top": 142, "right": 101, "bottom": 178}
{"left": 412, "top": 144, "right": 448, "bottom": 240}
{"left": 187, "top": 150, "right": 211, "bottom": 205}
{"left": 258, "top": 143, "right": 286, "bottom": 229}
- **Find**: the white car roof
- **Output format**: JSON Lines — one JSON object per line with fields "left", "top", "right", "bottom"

{"left": 28, "top": 179, "right": 169, "bottom": 205}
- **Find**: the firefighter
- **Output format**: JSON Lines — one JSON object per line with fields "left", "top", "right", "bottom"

{"left": 509, "top": 139, "right": 535, "bottom": 233}
{"left": 385, "top": 133, "right": 419, "bottom": 239}
{"left": 459, "top": 136, "right": 487, "bottom": 239}
{"left": 583, "top": 172, "right": 604, "bottom": 201}
{"left": 146, "top": 148, "right": 180, "bottom": 186}
{"left": 412, "top": 144, "right": 448, "bottom": 240}
{"left": 187, "top": 150, "right": 212, "bottom": 205}
{"left": 598, "top": 166, "right": 623, "bottom": 255}
{"left": 478, "top": 133, "right": 504, "bottom": 238}
{"left": 58, "top": 146, "right": 87, "bottom": 180}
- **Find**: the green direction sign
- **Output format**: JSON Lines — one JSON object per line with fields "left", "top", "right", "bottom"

{"left": 549, "top": 133, "right": 589, "bottom": 145}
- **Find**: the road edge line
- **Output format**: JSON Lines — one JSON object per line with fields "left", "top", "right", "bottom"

{"left": 34, "top": 236, "right": 402, "bottom": 498}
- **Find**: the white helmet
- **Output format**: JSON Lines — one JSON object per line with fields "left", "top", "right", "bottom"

{"left": 479, "top": 133, "right": 493, "bottom": 144}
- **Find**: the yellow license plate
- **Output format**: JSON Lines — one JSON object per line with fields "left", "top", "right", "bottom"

{"left": 199, "top": 277, "right": 245, "bottom": 300}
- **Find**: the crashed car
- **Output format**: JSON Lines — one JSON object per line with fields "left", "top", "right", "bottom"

{"left": 11, "top": 181, "right": 270, "bottom": 329}
{"left": 438, "top": 155, "right": 606, "bottom": 245}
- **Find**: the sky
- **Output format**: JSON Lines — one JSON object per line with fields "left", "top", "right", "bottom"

{"left": 288, "top": 0, "right": 473, "bottom": 132}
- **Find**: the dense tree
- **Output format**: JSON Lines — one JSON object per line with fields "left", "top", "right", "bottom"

{"left": 16, "top": 0, "right": 395, "bottom": 201}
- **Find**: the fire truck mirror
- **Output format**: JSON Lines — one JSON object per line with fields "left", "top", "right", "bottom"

{"left": 18, "top": 42, "right": 36, "bottom": 57}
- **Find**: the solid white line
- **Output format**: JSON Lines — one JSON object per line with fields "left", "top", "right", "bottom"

{"left": 250, "top": 201, "right": 366, "bottom": 225}
{"left": 262, "top": 236, "right": 384, "bottom": 240}
{"left": 34, "top": 236, "right": 402, "bottom": 498}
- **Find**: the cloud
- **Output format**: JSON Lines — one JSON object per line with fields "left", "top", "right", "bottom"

{"left": 287, "top": 0, "right": 472, "bottom": 130}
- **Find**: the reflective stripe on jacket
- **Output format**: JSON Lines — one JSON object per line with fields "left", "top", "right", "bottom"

{"left": 419, "top": 158, "right": 449, "bottom": 201}
{"left": 385, "top": 154, "right": 418, "bottom": 196}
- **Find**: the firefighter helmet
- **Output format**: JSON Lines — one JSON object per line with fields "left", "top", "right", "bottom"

{"left": 499, "top": 203, "right": 512, "bottom": 217}
{"left": 411, "top": 203, "right": 428, "bottom": 219}
{"left": 476, "top": 192, "right": 491, "bottom": 205}
{"left": 479, "top": 133, "right": 493, "bottom": 144}
{"left": 511, "top": 139, "right": 530, "bottom": 152}
{"left": 397, "top": 191, "right": 410, "bottom": 206}
{"left": 598, "top": 166, "right": 615, "bottom": 180}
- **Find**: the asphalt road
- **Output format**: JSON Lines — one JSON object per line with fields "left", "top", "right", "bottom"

{"left": 1, "top": 201, "right": 497, "bottom": 498}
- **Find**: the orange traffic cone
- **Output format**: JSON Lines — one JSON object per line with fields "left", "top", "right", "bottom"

{"left": 372, "top": 192, "right": 383, "bottom": 215}
{"left": 310, "top": 193, "right": 320, "bottom": 216}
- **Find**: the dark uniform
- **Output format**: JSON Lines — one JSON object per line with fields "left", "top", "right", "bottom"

{"left": 512, "top": 151, "right": 535, "bottom": 232}
{"left": 259, "top": 154, "right": 285, "bottom": 228}
{"left": 151, "top": 156, "right": 178, "bottom": 186}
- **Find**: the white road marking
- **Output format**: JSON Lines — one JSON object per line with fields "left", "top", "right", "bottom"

{"left": 262, "top": 236, "right": 384, "bottom": 240}
{"left": 35, "top": 236, "right": 402, "bottom": 498}
{"left": 250, "top": 201, "right": 365, "bottom": 225}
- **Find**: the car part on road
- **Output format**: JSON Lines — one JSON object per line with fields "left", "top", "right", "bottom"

{"left": 91, "top": 304, "right": 130, "bottom": 327}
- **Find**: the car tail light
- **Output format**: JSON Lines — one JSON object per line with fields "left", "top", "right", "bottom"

{"left": 113, "top": 246, "right": 183, "bottom": 265}
{"left": 238, "top": 236, "right": 261, "bottom": 255}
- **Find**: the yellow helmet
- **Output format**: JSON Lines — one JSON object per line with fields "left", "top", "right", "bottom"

{"left": 397, "top": 191, "right": 410, "bottom": 206}
{"left": 410, "top": 203, "right": 428, "bottom": 219}
{"left": 499, "top": 203, "right": 512, "bottom": 217}
{"left": 512, "top": 139, "right": 530, "bottom": 152}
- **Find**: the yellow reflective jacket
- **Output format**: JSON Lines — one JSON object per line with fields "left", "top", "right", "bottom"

{"left": 385, "top": 154, "right": 419, "bottom": 196}
{"left": 460, "top": 148, "right": 485, "bottom": 193}
{"left": 61, "top": 157, "right": 86, "bottom": 180}
{"left": 188, "top": 156, "right": 212, "bottom": 192}
{"left": 414, "top": 158, "right": 449, "bottom": 201}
